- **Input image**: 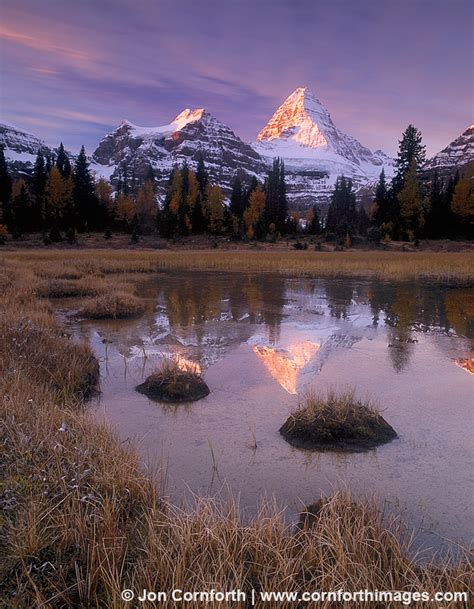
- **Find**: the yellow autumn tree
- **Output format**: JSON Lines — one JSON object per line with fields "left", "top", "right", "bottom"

{"left": 204, "top": 184, "right": 225, "bottom": 234}
{"left": 187, "top": 170, "right": 200, "bottom": 210}
{"left": 136, "top": 179, "right": 156, "bottom": 232}
{"left": 46, "top": 166, "right": 66, "bottom": 223}
{"left": 95, "top": 178, "right": 114, "bottom": 213}
{"left": 397, "top": 159, "right": 425, "bottom": 239}
{"left": 116, "top": 192, "right": 135, "bottom": 228}
{"left": 243, "top": 186, "right": 265, "bottom": 239}
{"left": 11, "top": 179, "right": 30, "bottom": 232}
{"left": 451, "top": 167, "right": 474, "bottom": 223}
{"left": 169, "top": 170, "right": 182, "bottom": 217}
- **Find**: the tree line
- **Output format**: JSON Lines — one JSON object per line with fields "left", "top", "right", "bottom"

{"left": 0, "top": 125, "right": 472, "bottom": 244}
{"left": 368, "top": 125, "right": 473, "bottom": 241}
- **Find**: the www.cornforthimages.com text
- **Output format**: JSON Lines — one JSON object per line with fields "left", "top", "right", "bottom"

{"left": 121, "top": 587, "right": 469, "bottom": 605}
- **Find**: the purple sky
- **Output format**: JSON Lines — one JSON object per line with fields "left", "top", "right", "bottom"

{"left": 1, "top": 0, "right": 472, "bottom": 156}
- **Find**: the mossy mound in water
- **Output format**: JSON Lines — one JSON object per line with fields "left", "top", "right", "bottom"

{"left": 136, "top": 359, "right": 209, "bottom": 403}
{"left": 280, "top": 390, "right": 397, "bottom": 452}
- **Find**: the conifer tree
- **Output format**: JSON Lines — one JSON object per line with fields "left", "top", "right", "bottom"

{"left": 265, "top": 158, "right": 280, "bottom": 230}
{"left": 451, "top": 165, "right": 474, "bottom": 237}
{"left": 196, "top": 153, "right": 208, "bottom": 194}
{"left": 373, "top": 169, "right": 389, "bottom": 227}
{"left": 0, "top": 146, "right": 13, "bottom": 229}
{"left": 326, "top": 176, "right": 358, "bottom": 238}
{"left": 393, "top": 125, "right": 426, "bottom": 192}
{"left": 277, "top": 159, "right": 288, "bottom": 231}
{"left": 397, "top": 159, "right": 425, "bottom": 239}
{"left": 264, "top": 158, "right": 288, "bottom": 233}
{"left": 56, "top": 143, "right": 71, "bottom": 177}
{"left": 11, "top": 179, "right": 31, "bottom": 235}
{"left": 62, "top": 175, "right": 75, "bottom": 229}
{"left": 425, "top": 171, "right": 448, "bottom": 238}
{"left": 32, "top": 151, "right": 47, "bottom": 230}
{"left": 230, "top": 175, "right": 244, "bottom": 218}
{"left": 357, "top": 205, "right": 369, "bottom": 236}
{"left": 73, "top": 146, "right": 99, "bottom": 230}
{"left": 306, "top": 206, "right": 321, "bottom": 235}
{"left": 187, "top": 169, "right": 203, "bottom": 233}
{"left": 117, "top": 165, "right": 130, "bottom": 197}
{"left": 178, "top": 162, "right": 191, "bottom": 234}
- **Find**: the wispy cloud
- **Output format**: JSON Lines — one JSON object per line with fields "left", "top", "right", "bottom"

{"left": 1, "top": 0, "right": 472, "bottom": 154}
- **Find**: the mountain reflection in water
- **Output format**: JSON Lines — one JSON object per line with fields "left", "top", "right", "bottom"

{"left": 66, "top": 272, "right": 473, "bottom": 551}
{"left": 253, "top": 341, "right": 320, "bottom": 394}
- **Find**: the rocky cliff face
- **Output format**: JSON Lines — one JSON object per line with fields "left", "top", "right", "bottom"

{"left": 0, "top": 123, "right": 51, "bottom": 176}
{"left": 252, "top": 87, "right": 395, "bottom": 207}
{"left": 424, "top": 125, "right": 474, "bottom": 178}
{"left": 3, "top": 95, "right": 473, "bottom": 211}
{"left": 91, "top": 109, "right": 267, "bottom": 195}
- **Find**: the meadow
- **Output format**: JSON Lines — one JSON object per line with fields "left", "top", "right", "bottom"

{"left": 0, "top": 249, "right": 472, "bottom": 608}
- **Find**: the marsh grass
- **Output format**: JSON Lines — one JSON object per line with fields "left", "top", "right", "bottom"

{"left": 280, "top": 389, "right": 398, "bottom": 451}
{"left": 79, "top": 291, "right": 146, "bottom": 319}
{"left": 0, "top": 253, "right": 471, "bottom": 608}
{"left": 136, "top": 356, "right": 210, "bottom": 402}
{"left": 3, "top": 248, "right": 474, "bottom": 281}
{"left": 38, "top": 277, "right": 100, "bottom": 298}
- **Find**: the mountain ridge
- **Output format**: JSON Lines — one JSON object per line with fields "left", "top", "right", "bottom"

{"left": 1, "top": 90, "right": 472, "bottom": 208}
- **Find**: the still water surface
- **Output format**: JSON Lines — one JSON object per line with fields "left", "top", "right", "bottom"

{"left": 71, "top": 272, "right": 473, "bottom": 550}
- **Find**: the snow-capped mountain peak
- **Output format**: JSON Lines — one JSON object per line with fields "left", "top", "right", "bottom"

{"left": 114, "top": 108, "right": 207, "bottom": 140}
{"left": 257, "top": 87, "right": 332, "bottom": 149}
{"left": 424, "top": 125, "right": 474, "bottom": 175}
{"left": 252, "top": 86, "right": 395, "bottom": 205}
{"left": 91, "top": 107, "right": 266, "bottom": 193}
{"left": 0, "top": 122, "right": 52, "bottom": 175}
{"left": 173, "top": 107, "right": 206, "bottom": 129}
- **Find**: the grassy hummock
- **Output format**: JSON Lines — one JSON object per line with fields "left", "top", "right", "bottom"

{"left": 280, "top": 390, "right": 397, "bottom": 451}
{"left": 38, "top": 278, "right": 99, "bottom": 299}
{"left": 136, "top": 357, "right": 210, "bottom": 402}
{"left": 79, "top": 292, "right": 145, "bottom": 319}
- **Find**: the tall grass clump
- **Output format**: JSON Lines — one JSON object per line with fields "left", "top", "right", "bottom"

{"left": 280, "top": 389, "right": 398, "bottom": 451}
{"left": 79, "top": 291, "right": 145, "bottom": 319}
{"left": 38, "top": 277, "right": 100, "bottom": 299}
{"left": 136, "top": 356, "right": 210, "bottom": 402}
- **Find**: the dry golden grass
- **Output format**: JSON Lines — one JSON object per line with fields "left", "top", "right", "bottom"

{"left": 280, "top": 389, "right": 398, "bottom": 451}
{"left": 38, "top": 277, "right": 100, "bottom": 298}
{"left": 0, "top": 253, "right": 472, "bottom": 608}
{"left": 2, "top": 247, "right": 474, "bottom": 281}
{"left": 79, "top": 291, "right": 146, "bottom": 319}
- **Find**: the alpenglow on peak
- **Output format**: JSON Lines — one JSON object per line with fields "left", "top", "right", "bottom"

{"left": 256, "top": 86, "right": 334, "bottom": 148}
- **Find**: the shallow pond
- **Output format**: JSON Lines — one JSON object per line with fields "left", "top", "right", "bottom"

{"left": 70, "top": 272, "right": 473, "bottom": 550}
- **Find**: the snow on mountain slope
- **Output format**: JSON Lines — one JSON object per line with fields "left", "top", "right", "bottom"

{"left": 0, "top": 123, "right": 51, "bottom": 174}
{"left": 424, "top": 125, "right": 474, "bottom": 176}
{"left": 91, "top": 108, "right": 267, "bottom": 195}
{"left": 253, "top": 87, "right": 394, "bottom": 206}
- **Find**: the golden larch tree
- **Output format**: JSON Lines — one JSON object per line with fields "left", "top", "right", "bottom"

{"left": 243, "top": 186, "right": 265, "bottom": 239}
